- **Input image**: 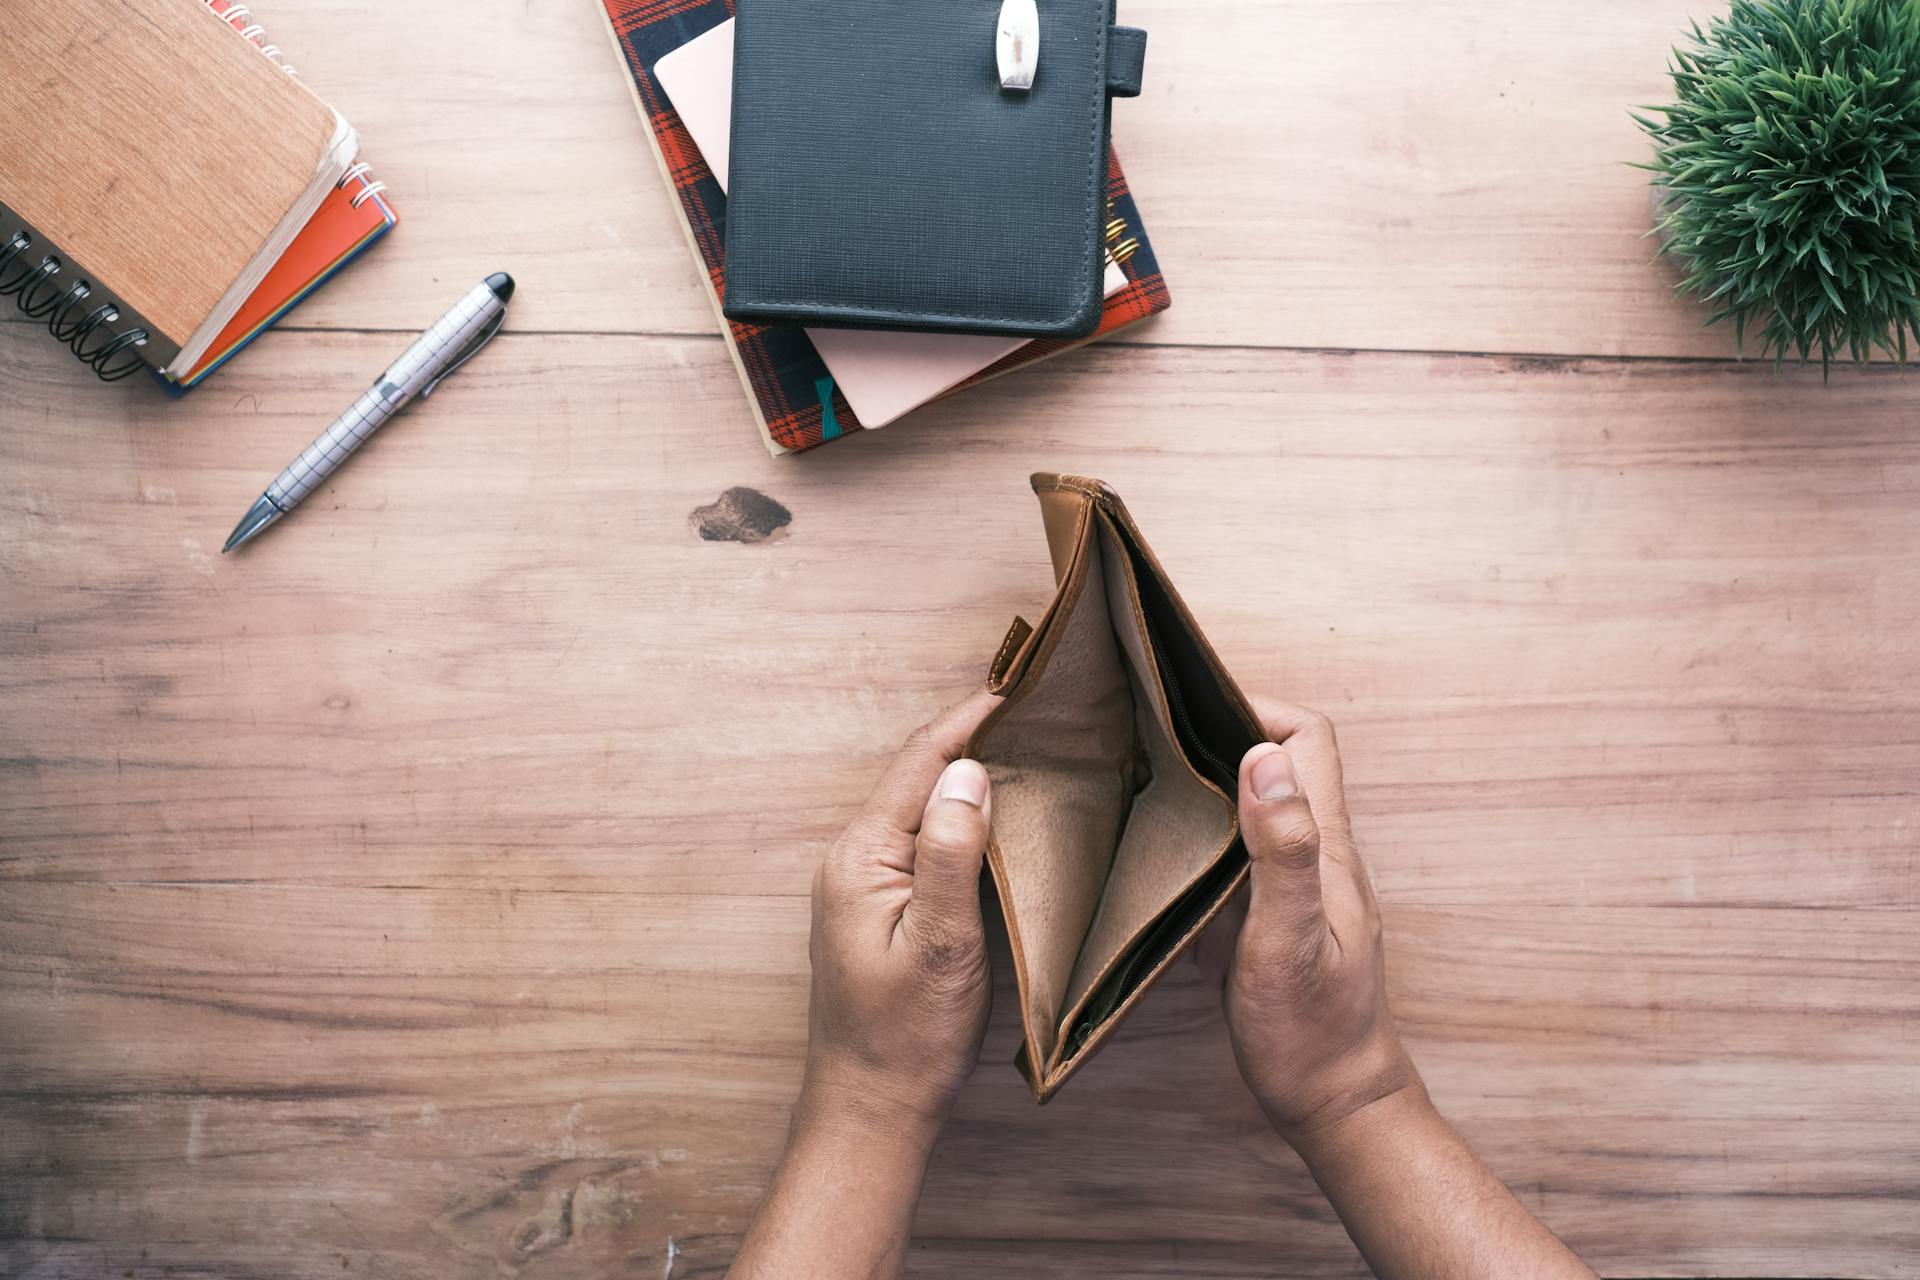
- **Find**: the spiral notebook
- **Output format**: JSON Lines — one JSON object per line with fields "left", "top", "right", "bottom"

{"left": 165, "top": 3, "right": 398, "bottom": 390}
{"left": 0, "top": 0, "right": 370, "bottom": 384}
{"left": 600, "top": 0, "right": 1171, "bottom": 454}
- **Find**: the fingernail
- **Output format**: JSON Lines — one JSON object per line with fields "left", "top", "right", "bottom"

{"left": 937, "top": 758, "right": 990, "bottom": 808}
{"left": 1249, "top": 746, "right": 1297, "bottom": 801}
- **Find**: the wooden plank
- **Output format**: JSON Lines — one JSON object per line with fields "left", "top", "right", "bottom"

{"left": 5, "top": 332, "right": 1916, "bottom": 909}
{"left": 2, "top": 885, "right": 1915, "bottom": 1277}
{"left": 0, "top": 0, "right": 1759, "bottom": 358}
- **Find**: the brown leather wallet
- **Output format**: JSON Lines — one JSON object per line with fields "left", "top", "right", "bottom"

{"left": 970, "top": 474, "right": 1264, "bottom": 1102}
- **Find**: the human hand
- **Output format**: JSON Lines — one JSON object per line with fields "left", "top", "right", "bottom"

{"left": 725, "top": 691, "right": 1001, "bottom": 1280}
{"left": 796, "top": 689, "right": 1001, "bottom": 1149}
{"left": 1193, "top": 703, "right": 1599, "bottom": 1278}
{"left": 1194, "top": 699, "right": 1422, "bottom": 1145}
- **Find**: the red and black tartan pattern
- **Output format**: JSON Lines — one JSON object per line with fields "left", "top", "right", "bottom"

{"left": 605, "top": 0, "right": 1171, "bottom": 453}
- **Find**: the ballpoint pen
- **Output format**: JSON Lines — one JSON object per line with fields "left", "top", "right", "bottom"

{"left": 222, "top": 272, "right": 515, "bottom": 552}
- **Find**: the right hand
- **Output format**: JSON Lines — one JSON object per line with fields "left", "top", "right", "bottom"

{"left": 1194, "top": 699, "right": 1422, "bottom": 1144}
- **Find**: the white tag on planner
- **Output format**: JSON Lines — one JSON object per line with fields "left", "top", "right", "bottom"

{"left": 997, "top": 0, "right": 1039, "bottom": 91}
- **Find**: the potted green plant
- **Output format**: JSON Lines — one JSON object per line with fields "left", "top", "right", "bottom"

{"left": 1636, "top": 0, "right": 1920, "bottom": 371}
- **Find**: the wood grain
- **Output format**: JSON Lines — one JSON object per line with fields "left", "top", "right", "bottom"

{"left": 5, "top": 335, "right": 1916, "bottom": 908}
{"left": 6, "top": 323, "right": 1919, "bottom": 1276}
{"left": 0, "top": 0, "right": 1768, "bottom": 357}
{"left": 4, "top": 0, "right": 1920, "bottom": 1277}
{"left": 0, "top": 0, "right": 347, "bottom": 350}
{"left": 3, "top": 884, "right": 1916, "bottom": 1278}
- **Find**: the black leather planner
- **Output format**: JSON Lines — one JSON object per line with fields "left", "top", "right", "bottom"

{"left": 722, "top": 0, "right": 1148, "bottom": 340}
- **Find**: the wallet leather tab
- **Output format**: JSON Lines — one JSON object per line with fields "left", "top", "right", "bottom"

{"left": 723, "top": 0, "right": 1142, "bottom": 338}
{"left": 988, "top": 615, "right": 1036, "bottom": 692}
{"left": 969, "top": 473, "right": 1265, "bottom": 1101}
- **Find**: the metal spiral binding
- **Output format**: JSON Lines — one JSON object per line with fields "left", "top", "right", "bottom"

{"left": 2, "top": 8, "right": 380, "bottom": 385}
{"left": 0, "top": 228, "right": 151, "bottom": 381}
{"left": 206, "top": 2, "right": 297, "bottom": 76}
{"left": 338, "top": 162, "right": 388, "bottom": 210}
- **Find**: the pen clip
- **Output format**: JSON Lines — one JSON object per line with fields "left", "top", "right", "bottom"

{"left": 421, "top": 309, "right": 506, "bottom": 398}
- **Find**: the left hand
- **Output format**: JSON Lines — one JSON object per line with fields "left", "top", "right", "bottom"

{"left": 797, "top": 689, "right": 1002, "bottom": 1144}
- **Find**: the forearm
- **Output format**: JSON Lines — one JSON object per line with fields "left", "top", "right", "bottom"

{"left": 727, "top": 1090, "right": 938, "bottom": 1280}
{"left": 1289, "top": 1084, "right": 1597, "bottom": 1280}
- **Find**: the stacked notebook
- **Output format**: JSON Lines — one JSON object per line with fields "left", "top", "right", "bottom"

{"left": 600, "top": 0, "right": 1171, "bottom": 455}
{"left": 0, "top": 0, "right": 394, "bottom": 389}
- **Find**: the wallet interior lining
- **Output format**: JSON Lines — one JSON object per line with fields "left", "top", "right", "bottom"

{"left": 1050, "top": 514, "right": 1263, "bottom": 1065}
{"left": 1057, "top": 517, "right": 1237, "bottom": 1016}
{"left": 976, "top": 507, "right": 1245, "bottom": 1070}
{"left": 975, "top": 526, "right": 1134, "bottom": 1064}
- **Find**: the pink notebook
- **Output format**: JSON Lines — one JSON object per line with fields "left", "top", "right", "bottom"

{"left": 653, "top": 19, "right": 1127, "bottom": 429}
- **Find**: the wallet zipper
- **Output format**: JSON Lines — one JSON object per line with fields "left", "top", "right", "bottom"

{"left": 1065, "top": 846, "right": 1246, "bottom": 1059}
{"left": 1067, "top": 905, "right": 1186, "bottom": 1055}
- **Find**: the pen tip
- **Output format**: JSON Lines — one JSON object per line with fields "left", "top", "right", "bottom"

{"left": 486, "top": 272, "right": 515, "bottom": 303}
{"left": 224, "top": 494, "right": 284, "bottom": 554}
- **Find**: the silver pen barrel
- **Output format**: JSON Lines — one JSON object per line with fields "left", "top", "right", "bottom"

{"left": 222, "top": 272, "right": 513, "bottom": 554}
{"left": 266, "top": 279, "right": 503, "bottom": 509}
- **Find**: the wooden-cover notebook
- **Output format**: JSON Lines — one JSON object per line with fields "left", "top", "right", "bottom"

{"left": 0, "top": 0, "right": 357, "bottom": 380}
{"left": 162, "top": 0, "right": 399, "bottom": 391}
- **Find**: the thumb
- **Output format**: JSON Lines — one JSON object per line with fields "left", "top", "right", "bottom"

{"left": 1238, "top": 743, "right": 1325, "bottom": 934}
{"left": 905, "top": 759, "right": 993, "bottom": 934}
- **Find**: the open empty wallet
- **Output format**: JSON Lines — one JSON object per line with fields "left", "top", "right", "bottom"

{"left": 969, "top": 474, "right": 1266, "bottom": 1102}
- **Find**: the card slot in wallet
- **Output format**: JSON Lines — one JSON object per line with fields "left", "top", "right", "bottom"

{"left": 1063, "top": 837, "right": 1247, "bottom": 1060}
{"left": 1116, "top": 515, "right": 1260, "bottom": 792}
{"left": 972, "top": 473, "right": 1266, "bottom": 1101}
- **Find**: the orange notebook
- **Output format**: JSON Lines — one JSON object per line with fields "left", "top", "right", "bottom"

{"left": 166, "top": 1, "right": 397, "bottom": 389}
{"left": 169, "top": 162, "right": 395, "bottom": 388}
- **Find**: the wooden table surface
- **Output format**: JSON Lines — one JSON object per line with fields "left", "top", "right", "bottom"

{"left": 4, "top": 1, "right": 1918, "bottom": 1276}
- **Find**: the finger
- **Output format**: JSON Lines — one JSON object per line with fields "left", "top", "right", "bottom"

{"left": 903, "top": 759, "right": 993, "bottom": 935}
{"left": 1248, "top": 696, "right": 1328, "bottom": 742}
{"left": 860, "top": 689, "right": 1003, "bottom": 840}
{"left": 1238, "top": 742, "right": 1327, "bottom": 937}
{"left": 1247, "top": 696, "right": 1351, "bottom": 837}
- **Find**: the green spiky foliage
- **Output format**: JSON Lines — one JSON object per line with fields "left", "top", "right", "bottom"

{"left": 1636, "top": 0, "right": 1920, "bottom": 370}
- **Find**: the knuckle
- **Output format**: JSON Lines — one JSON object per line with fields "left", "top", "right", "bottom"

{"left": 1252, "top": 804, "right": 1321, "bottom": 858}
{"left": 1248, "top": 696, "right": 1336, "bottom": 747}
{"left": 1249, "top": 693, "right": 1295, "bottom": 722}
{"left": 917, "top": 806, "right": 984, "bottom": 859}
{"left": 901, "top": 720, "right": 940, "bottom": 755}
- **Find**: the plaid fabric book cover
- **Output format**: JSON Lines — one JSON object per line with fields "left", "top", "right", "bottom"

{"left": 602, "top": 0, "right": 1171, "bottom": 454}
